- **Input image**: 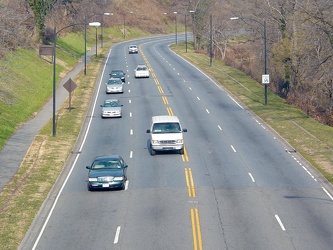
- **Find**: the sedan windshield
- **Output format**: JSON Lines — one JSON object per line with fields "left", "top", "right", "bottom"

{"left": 104, "top": 101, "right": 120, "bottom": 107}
{"left": 111, "top": 71, "right": 124, "bottom": 77}
{"left": 107, "top": 79, "right": 122, "bottom": 85}
{"left": 92, "top": 160, "right": 122, "bottom": 169}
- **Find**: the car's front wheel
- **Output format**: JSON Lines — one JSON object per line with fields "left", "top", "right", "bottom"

{"left": 179, "top": 148, "right": 184, "bottom": 155}
{"left": 87, "top": 184, "right": 94, "bottom": 191}
{"left": 150, "top": 145, "right": 156, "bottom": 156}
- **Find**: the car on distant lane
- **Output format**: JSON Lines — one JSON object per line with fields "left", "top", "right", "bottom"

{"left": 134, "top": 64, "right": 150, "bottom": 78}
{"left": 100, "top": 99, "right": 123, "bottom": 118}
{"left": 86, "top": 155, "right": 128, "bottom": 191}
{"left": 105, "top": 77, "right": 124, "bottom": 94}
{"left": 110, "top": 69, "right": 126, "bottom": 82}
{"left": 128, "top": 45, "right": 138, "bottom": 54}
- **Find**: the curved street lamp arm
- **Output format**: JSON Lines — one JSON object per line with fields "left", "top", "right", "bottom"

{"left": 56, "top": 22, "right": 84, "bottom": 35}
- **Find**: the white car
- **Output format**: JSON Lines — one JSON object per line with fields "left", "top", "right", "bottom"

{"left": 128, "top": 45, "right": 138, "bottom": 54}
{"left": 146, "top": 115, "right": 187, "bottom": 155}
{"left": 134, "top": 64, "right": 149, "bottom": 78}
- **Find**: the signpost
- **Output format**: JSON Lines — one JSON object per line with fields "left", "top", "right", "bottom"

{"left": 63, "top": 78, "right": 77, "bottom": 111}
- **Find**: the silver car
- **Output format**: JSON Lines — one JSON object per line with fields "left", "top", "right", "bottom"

{"left": 101, "top": 99, "right": 123, "bottom": 118}
{"left": 105, "top": 78, "right": 124, "bottom": 94}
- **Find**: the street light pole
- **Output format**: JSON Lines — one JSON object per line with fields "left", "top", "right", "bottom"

{"left": 52, "top": 22, "right": 85, "bottom": 136}
{"left": 84, "top": 16, "right": 87, "bottom": 75}
{"left": 89, "top": 22, "right": 101, "bottom": 57}
{"left": 123, "top": 14, "right": 126, "bottom": 39}
{"left": 185, "top": 14, "right": 187, "bottom": 52}
{"left": 95, "top": 26, "right": 98, "bottom": 57}
{"left": 174, "top": 11, "right": 178, "bottom": 44}
{"left": 189, "top": 10, "right": 195, "bottom": 50}
{"left": 230, "top": 16, "right": 268, "bottom": 105}
{"left": 263, "top": 19, "right": 267, "bottom": 105}
{"left": 52, "top": 26, "right": 57, "bottom": 136}
{"left": 210, "top": 14, "right": 213, "bottom": 66}
{"left": 101, "top": 12, "right": 113, "bottom": 48}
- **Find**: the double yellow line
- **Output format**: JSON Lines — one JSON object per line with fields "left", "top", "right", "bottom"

{"left": 139, "top": 44, "right": 201, "bottom": 249}
{"left": 185, "top": 168, "right": 202, "bottom": 249}
{"left": 191, "top": 208, "right": 203, "bottom": 250}
{"left": 185, "top": 168, "right": 195, "bottom": 197}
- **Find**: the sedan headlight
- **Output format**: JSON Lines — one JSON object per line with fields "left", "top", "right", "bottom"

{"left": 176, "top": 139, "right": 183, "bottom": 143}
{"left": 113, "top": 176, "right": 124, "bottom": 181}
{"left": 88, "top": 178, "right": 98, "bottom": 182}
{"left": 152, "top": 140, "right": 159, "bottom": 144}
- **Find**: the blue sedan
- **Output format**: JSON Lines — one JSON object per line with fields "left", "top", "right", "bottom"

{"left": 86, "top": 155, "right": 128, "bottom": 191}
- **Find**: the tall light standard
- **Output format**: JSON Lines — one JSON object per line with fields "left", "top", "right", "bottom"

{"left": 89, "top": 22, "right": 101, "bottom": 57}
{"left": 101, "top": 12, "right": 113, "bottom": 48}
{"left": 84, "top": 13, "right": 111, "bottom": 74}
{"left": 52, "top": 22, "right": 85, "bottom": 136}
{"left": 172, "top": 11, "right": 187, "bottom": 51}
{"left": 209, "top": 14, "right": 213, "bottom": 66}
{"left": 185, "top": 13, "right": 187, "bottom": 52}
{"left": 123, "top": 11, "right": 133, "bottom": 39}
{"left": 123, "top": 13, "right": 126, "bottom": 39}
{"left": 189, "top": 10, "right": 196, "bottom": 50}
{"left": 174, "top": 11, "right": 178, "bottom": 44}
{"left": 230, "top": 16, "right": 268, "bottom": 105}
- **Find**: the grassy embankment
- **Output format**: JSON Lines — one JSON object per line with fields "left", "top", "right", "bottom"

{"left": 0, "top": 26, "right": 148, "bottom": 250}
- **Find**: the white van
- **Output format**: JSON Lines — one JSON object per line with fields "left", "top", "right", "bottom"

{"left": 146, "top": 115, "right": 187, "bottom": 155}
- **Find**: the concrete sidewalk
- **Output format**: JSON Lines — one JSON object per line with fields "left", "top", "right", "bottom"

{"left": 0, "top": 46, "right": 98, "bottom": 192}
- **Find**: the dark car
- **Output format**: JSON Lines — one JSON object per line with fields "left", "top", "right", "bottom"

{"left": 86, "top": 155, "right": 128, "bottom": 191}
{"left": 110, "top": 70, "right": 125, "bottom": 83}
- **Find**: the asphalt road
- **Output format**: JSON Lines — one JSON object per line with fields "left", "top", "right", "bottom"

{"left": 21, "top": 34, "right": 333, "bottom": 250}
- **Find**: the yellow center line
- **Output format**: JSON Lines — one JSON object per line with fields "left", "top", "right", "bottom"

{"left": 185, "top": 168, "right": 196, "bottom": 198}
{"left": 162, "top": 96, "right": 169, "bottom": 105}
{"left": 191, "top": 208, "right": 203, "bottom": 250}
{"left": 140, "top": 43, "right": 201, "bottom": 250}
{"left": 166, "top": 107, "right": 173, "bottom": 116}
{"left": 185, "top": 168, "right": 191, "bottom": 197}
{"left": 181, "top": 145, "right": 189, "bottom": 162}
{"left": 157, "top": 86, "right": 164, "bottom": 94}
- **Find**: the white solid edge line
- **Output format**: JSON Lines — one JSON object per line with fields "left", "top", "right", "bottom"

{"left": 322, "top": 186, "right": 333, "bottom": 201}
{"left": 32, "top": 48, "right": 113, "bottom": 250}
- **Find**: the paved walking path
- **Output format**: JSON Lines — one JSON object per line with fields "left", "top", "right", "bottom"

{"left": 0, "top": 46, "right": 97, "bottom": 192}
